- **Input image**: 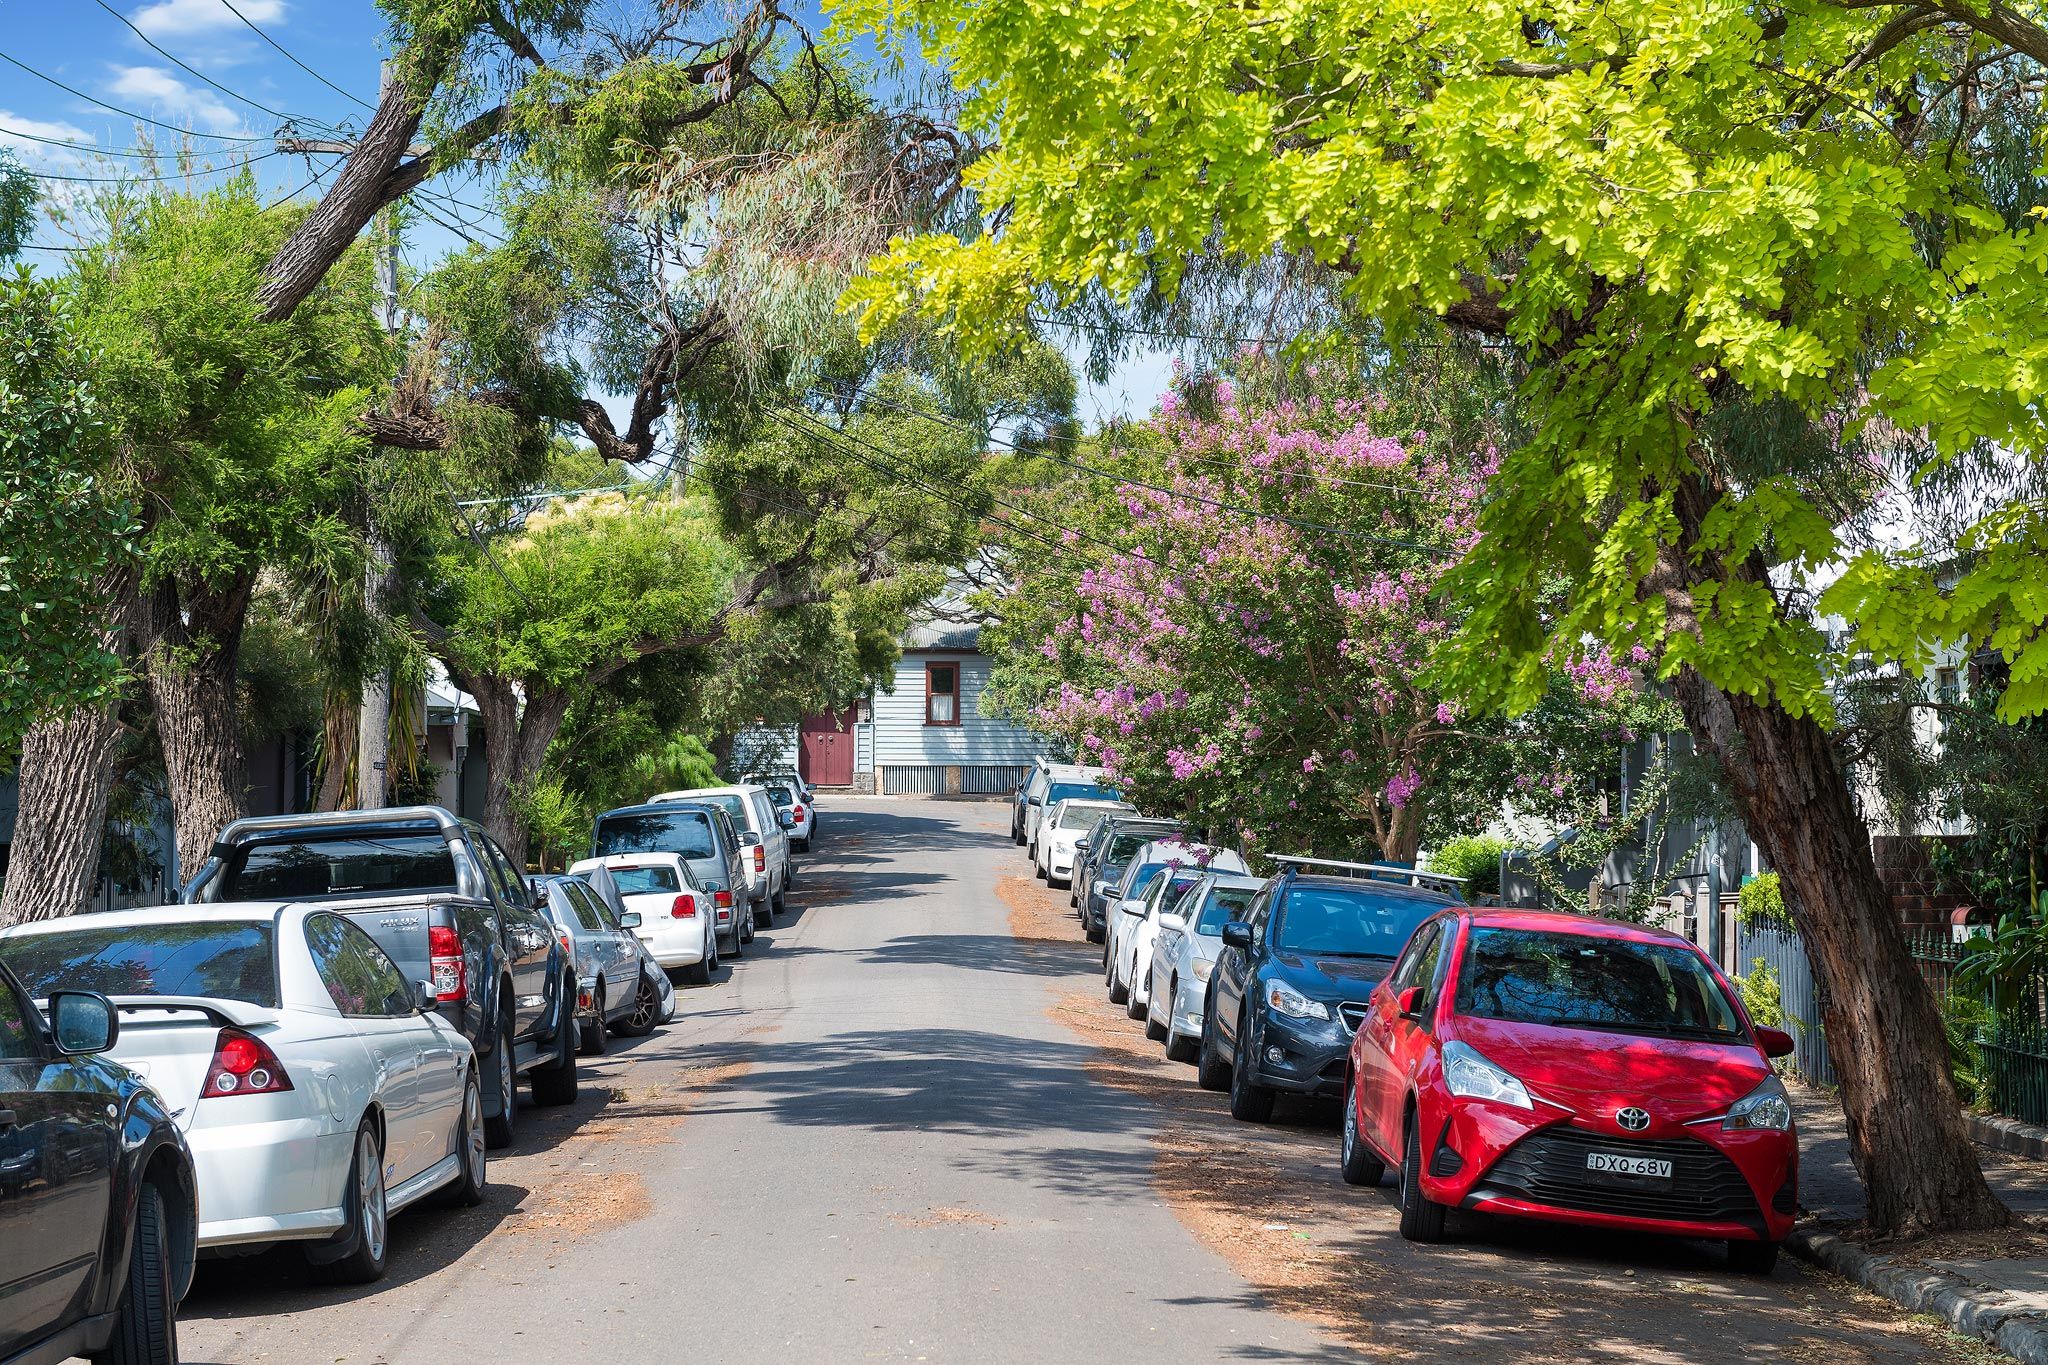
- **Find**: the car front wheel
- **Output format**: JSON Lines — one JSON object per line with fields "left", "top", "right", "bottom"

{"left": 1195, "top": 1005, "right": 1231, "bottom": 1092}
{"left": 1228, "top": 1012, "right": 1276, "bottom": 1123}
{"left": 1397, "top": 1115, "right": 1447, "bottom": 1242}
{"left": 94, "top": 1182, "right": 177, "bottom": 1365}
{"left": 484, "top": 1007, "right": 517, "bottom": 1149}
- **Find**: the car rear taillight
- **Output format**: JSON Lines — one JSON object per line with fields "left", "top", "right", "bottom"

{"left": 557, "top": 930, "right": 573, "bottom": 961}
{"left": 792, "top": 804, "right": 805, "bottom": 820}
{"left": 671, "top": 894, "right": 698, "bottom": 919}
{"left": 428, "top": 924, "right": 466, "bottom": 1003}
{"left": 714, "top": 889, "right": 733, "bottom": 909}
{"left": 753, "top": 846, "right": 766, "bottom": 873}
{"left": 577, "top": 984, "right": 594, "bottom": 1011}
{"left": 201, "top": 1028, "right": 293, "bottom": 1098}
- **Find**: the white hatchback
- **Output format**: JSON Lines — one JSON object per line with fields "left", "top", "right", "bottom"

{"left": 571, "top": 853, "right": 725, "bottom": 984}
{"left": 0, "top": 903, "right": 486, "bottom": 1283}
{"left": 1034, "top": 798, "right": 1136, "bottom": 887}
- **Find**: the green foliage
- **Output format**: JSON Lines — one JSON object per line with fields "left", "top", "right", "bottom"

{"left": 0, "top": 268, "right": 135, "bottom": 756}
{"left": 1511, "top": 744, "right": 1716, "bottom": 924}
{"left": 1739, "top": 959, "right": 1784, "bottom": 1031}
{"left": 0, "top": 150, "right": 35, "bottom": 261}
{"left": 1738, "top": 872, "right": 1792, "bottom": 931}
{"left": 1943, "top": 989, "right": 1993, "bottom": 1112}
{"left": 1428, "top": 835, "right": 1507, "bottom": 898}
{"left": 1957, "top": 892, "right": 2048, "bottom": 1015}
{"left": 512, "top": 772, "right": 585, "bottom": 873}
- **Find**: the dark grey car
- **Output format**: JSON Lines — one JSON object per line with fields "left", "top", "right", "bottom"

{"left": 533, "top": 875, "right": 660, "bottom": 1055}
{"left": 590, "top": 801, "right": 752, "bottom": 954}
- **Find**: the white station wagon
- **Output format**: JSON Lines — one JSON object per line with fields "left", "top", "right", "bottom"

{"left": 0, "top": 903, "right": 487, "bottom": 1284}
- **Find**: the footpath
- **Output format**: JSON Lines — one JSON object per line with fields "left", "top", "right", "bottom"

{"left": 1794, "top": 1087, "right": 2048, "bottom": 1362}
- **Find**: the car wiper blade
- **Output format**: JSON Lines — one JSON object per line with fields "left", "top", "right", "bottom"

{"left": 1293, "top": 949, "right": 1399, "bottom": 960}
{"left": 1545, "top": 1016, "right": 1739, "bottom": 1040}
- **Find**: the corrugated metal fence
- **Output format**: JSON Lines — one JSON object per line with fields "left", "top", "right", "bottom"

{"left": 879, "top": 764, "right": 1030, "bottom": 796}
{"left": 1736, "top": 924, "right": 1836, "bottom": 1087}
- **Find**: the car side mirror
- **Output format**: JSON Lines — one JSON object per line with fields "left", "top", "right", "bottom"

{"left": 740, "top": 831, "right": 762, "bottom": 847}
{"left": 1397, "top": 986, "right": 1422, "bottom": 1022}
{"left": 777, "top": 811, "right": 795, "bottom": 829}
{"left": 1159, "top": 913, "right": 1186, "bottom": 933}
{"left": 1027, "top": 796, "right": 1041, "bottom": 807}
{"left": 619, "top": 910, "right": 643, "bottom": 930}
{"left": 1220, "top": 921, "right": 1252, "bottom": 951}
{"left": 1075, "top": 839, "right": 1090, "bottom": 854}
{"left": 48, "top": 991, "right": 118, "bottom": 1055}
{"left": 413, "top": 981, "right": 439, "bottom": 1014}
{"left": 1756, "top": 1026, "right": 1795, "bottom": 1059}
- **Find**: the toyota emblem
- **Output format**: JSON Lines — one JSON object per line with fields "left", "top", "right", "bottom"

{"left": 1616, "top": 1106, "right": 1651, "bottom": 1132}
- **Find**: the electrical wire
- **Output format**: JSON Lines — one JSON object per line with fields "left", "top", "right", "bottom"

{"left": 32, "top": 150, "right": 279, "bottom": 184}
{"left": 0, "top": 49, "right": 269, "bottom": 142}
{"left": 220, "top": 0, "right": 377, "bottom": 111}
{"left": 90, "top": 0, "right": 327, "bottom": 129}
{"left": 0, "top": 122, "right": 195, "bottom": 158}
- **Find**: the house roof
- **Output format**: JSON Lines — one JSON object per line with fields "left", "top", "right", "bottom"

{"left": 902, "top": 621, "right": 981, "bottom": 651}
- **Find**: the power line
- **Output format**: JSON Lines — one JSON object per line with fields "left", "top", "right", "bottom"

{"left": 0, "top": 122, "right": 193, "bottom": 158}
{"left": 264, "top": 160, "right": 336, "bottom": 211}
{"left": 0, "top": 49, "right": 269, "bottom": 142}
{"left": 90, "top": 0, "right": 327, "bottom": 130}
{"left": 221, "top": 0, "right": 377, "bottom": 112}
{"left": 32, "top": 151, "right": 279, "bottom": 184}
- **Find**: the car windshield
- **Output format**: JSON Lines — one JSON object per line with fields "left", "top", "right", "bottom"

{"left": 1273, "top": 885, "right": 1438, "bottom": 958}
{"left": 1194, "top": 887, "right": 1256, "bottom": 934}
{"left": 690, "top": 794, "right": 748, "bottom": 824}
{"left": 1454, "top": 927, "right": 1745, "bottom": 1039}
{"left": 765, "top": 787, "right": 794, "bottom": 808}
{"left": 1048, "top": 781, "right": 1118, "bottom": 806}
{"left": 594, "top": 810, "right": 718, "bottom": 861}
{"left": 4, "top": 920, "right": 279, "bottom": 1007}
{"left": 607, "top": 865, "right": 683, "bottom": 895}
{"left": 219, "top": 830, "right": 454, "bottom": 899}
{"left": 1057, "top": 803, "right": 1118, "bottom": 830}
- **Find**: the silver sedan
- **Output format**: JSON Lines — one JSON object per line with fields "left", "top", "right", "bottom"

{"left": 1147, "top": 873, "right": 1265, "bottom": 1064}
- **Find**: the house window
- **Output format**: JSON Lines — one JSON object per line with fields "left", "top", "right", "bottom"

{"left": 1934, "top": 666, "right": 1961, "bottom": 705}
{"left": 926, "top": 662, "right": 960, "bottom": 726}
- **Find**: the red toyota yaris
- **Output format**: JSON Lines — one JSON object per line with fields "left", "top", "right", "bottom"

{"left": 1342, "top": 908, "right": 1798, "bottom": 1272}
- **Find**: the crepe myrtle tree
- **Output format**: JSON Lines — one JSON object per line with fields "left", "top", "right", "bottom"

{"left": 987, "top": 358, "right": 1667, "bottom": 865}
{"left": 834, "top": 0, "right": 2048, "bottom": 1236}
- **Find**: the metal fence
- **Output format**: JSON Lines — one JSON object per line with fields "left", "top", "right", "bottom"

{"left": 1735, "top": 924, "right": 1836, "bottom": 1087}
{"left": 878, "top": 763, "right": 1030, "bottom": 796}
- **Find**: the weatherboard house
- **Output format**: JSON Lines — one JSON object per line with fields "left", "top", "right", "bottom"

{"left": 739, "top": 623, "right": 1041, "bottom": 795}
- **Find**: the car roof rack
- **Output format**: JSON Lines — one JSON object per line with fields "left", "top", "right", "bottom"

{"left": 1268, "top": 855, "right": 1466, "bottom": 890}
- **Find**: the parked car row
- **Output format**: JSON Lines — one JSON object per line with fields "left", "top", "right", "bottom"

{"left": 1020, "top": 767, "right": 1803, "bottom": 1276}
{"left": 0, "top": 774, "right": 824, "bottom": 1363}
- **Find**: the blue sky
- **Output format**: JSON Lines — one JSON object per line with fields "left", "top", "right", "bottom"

{"left": 0, "top": 0, "right": 1171, "bottom": 427}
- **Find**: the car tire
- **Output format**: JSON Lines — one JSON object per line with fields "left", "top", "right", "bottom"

{"left": 615, "top": 970, "right": 661, "bottom": 1036}
{"left": 1085, "top": 920, "right": 1105, "bottom": 945}
{"left": 1228, "top": 1012, "right": 1277, "bottom": 1123}
{"left": 1726, "top": 1239, "right": 1780, "bottom": 1275}
{"left": 1397, "top": 1114, "right": 1447, "bottom": 1243}
{"left": 772, "top": 883, "right": 787, "bottom": 916}
{"left": 94, "top": 1181, "right": 176, "bottom": 1365}
{"left": 529, "top": 996, "right": 579, "bottom": 1107}
{"left": 1196, "top": 1008, "right": 1231, "bottom": 1092}
{"left": 483, "top": 1006, "right": 517, "bottom": 1149}
{"left": 1125, "top": 970, "right": 1148, "bottom": 1021}
{"left": 1165, "top": 1028, "right": 1200, "bottom": 1065}
{"left": 578, "top": 990, "right": 608, "bottom": 1056}
{"left": 731, "top": 920, "right": 747, "bottom": 958}
{"left": 1144, "top": 1007, "right": 1168, "bottom": 1042}
{"left": 438, "top": 1069, "right": 488, "bottom": 1207}
{"left": 316, "top": 1120, "right": 390, "bottom": 1284}
{"left": 1107, "top": 960, "right": 1129, "bottom": 1006}
{"left": 1340, "top": 1072, "right": 1386, "bottom": 1187}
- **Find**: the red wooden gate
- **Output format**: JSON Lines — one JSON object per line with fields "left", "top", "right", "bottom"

{"left": 799, "top": 706, "right": 858, "bottom": 787}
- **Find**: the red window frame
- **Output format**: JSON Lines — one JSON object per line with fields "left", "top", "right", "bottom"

{"left": 925, "top": 661, "right": 961, "bottom": 726}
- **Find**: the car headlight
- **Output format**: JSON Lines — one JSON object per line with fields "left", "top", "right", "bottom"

{"left": 1722, "top": 1075, "right": 1793, "bottom": 1132}
{"left": 1442, "top": 1040, "right": 1533, "bottom": 1110}
{"left": 1265, "top": 981, "right": 1329, "bottom": 1021}
{"left": 1191, "top": 958, "right": 1214, "bottom": 982}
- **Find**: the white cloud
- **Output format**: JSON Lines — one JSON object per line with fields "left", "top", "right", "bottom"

{"left": 0, "top": 110, "right": 97, "bottom": 168}
{"left": 130, "top": 0, "right": 284, "bottom": 38}
{"left": 106, "top": 65, "right": 248, "bottom": 136}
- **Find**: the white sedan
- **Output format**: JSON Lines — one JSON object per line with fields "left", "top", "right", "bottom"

{"left": 1105, "top": 840, "right": 1248, "bottom": 1017}
{"left": 0, "top": 903, "right": 486, "bottom": 1284}
{"left": 1034, "top": 799, "right": 1135, "bottom": 887}
{"left": 571, "top": 853, "right": 724, "bottom": 984}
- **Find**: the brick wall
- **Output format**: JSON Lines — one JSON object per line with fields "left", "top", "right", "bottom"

{"left": 1872, "top": 834, "right": 1975, "bottom": 933}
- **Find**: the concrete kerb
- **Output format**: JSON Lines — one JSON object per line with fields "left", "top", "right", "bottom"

{"left": 1789, "top": 1226, "right": 2048, "bottom": 1363}
{"left": 1972, "top": 1113, "right": 2048, "bottom": 1162}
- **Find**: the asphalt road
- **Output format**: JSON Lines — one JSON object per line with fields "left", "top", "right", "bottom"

{"left": 168, "top": 798, "right": 1986, "bottom": 1365}
{"left": 172, "top": 798, "right": 1337, "bottom": 1364}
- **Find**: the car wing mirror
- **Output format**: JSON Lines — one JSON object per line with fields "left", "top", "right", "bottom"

{"left": 777, "top": 811, "right": 795, "bottom": 829}
{"left": 48, "top": 991, "right": 118, "bottom": 1054}
{"left": 413, "top": 980, "right": 439, "bottom": 1014}
{"left": 1756, "top": 1026, "right": 1795, "bottom": 1059}
{"left": 619, "top": 910, "right": 643, "bottom": 929}
{"left": 1158, "top": 913, "right": 1186, "bottom": 933}
{"left": 1075, "top": 839, "right": 1090, "bottom": 853}
{"left": 1396, "top": 986, "right": 1423, "bottom": 1022}
{"left": 1220, "top": 921, "right": 1252, "bottom": 950}
{"left": 740, "top": 831, "right": 762, "bottom": 847}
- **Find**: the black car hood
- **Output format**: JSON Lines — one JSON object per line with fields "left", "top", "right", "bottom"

{"left": 1269, "top": 951, "right": 1398, "bottom": 1000}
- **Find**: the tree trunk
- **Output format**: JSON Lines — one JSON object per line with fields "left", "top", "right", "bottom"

{"left": 0, "top": 565, "right": 154, "bottom": 926}
{"left": 1648, "top": 471, "right": 2004, "bottom": 1237}
{"left": 0, "top": 706, "right": 127, "bottom": 924}
{"left": 1674, "top": 669, "right": 2007, "bottom": 1236}
{"left": 315, "top": 691, "right": 358, "bottom": 812}
{"left": 469, "top": 678, "right": 570, "bottom": 870}
{"left": 1383, "top": 800, "right": 1425, "bottom": 865}
{"left": 150, "top": 575, "right": 256, "bottom": 877}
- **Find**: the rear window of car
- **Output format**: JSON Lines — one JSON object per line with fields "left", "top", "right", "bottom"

{"left": 1273, "top": 885, "right": 1439, "bottom": 959}
{"left": 1195, "top": 886, "right": 1256, "bottom": 933}
{"left": 765, "top": 786, "right": 794, "bottom": 808}
{"left": 1057, "top": 803, "right": 1118, "bottom": 830}
{"left": 595, "top": 810, "right": 718, "bottom": 861}
{"left": 608, "top": 865, "right": 682, "bottom": 895}
{"left": 4, "top": 920, "right": 279, "bottom": 1007}
{"left": 1104, "top": 830, "right": 1169, "bottom": 868}
{"left": 219, "top": 831, "right": 455, "bottom": 899}
{"left": 1048, "top": 781, "right": 1118, "bottom": 806}
{"left": 1454, "top": 927, "right": 1744, "bottom": 1040}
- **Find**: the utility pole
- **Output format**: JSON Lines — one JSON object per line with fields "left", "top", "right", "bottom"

{"left": 353, "top": 61, "right": 403, "bottom": 809}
